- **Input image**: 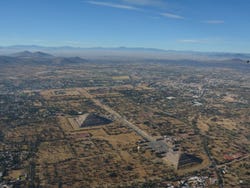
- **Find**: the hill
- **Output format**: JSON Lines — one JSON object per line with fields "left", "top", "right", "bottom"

{"left": 11, "top": 51, "right": 54, "bottom": 58}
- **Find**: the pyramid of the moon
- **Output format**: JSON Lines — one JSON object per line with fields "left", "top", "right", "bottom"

{"left": 177, "top": 153, "right": 203, "bottom": 169}
{"left": 78, "top": 113, "right": 112, "bottom": 128}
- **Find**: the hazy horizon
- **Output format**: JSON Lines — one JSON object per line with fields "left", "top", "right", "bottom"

{"left": 1, "top": 0, "right": 250, "bottom": 53}
{"left": 1, "top": 44, "right": 250, "bottom": 61}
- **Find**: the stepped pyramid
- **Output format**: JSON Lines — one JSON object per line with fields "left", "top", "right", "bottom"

{"left": 76, "top": 113, "right": 112, "bottom": 128}
{"left": 177, "top": 153, "right": 203, "bottom": 169}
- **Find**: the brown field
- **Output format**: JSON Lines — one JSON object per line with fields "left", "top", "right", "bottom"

{"left": 112, "top": 76, "right": 130, "bottom": 80}
{"left": 37, "top": 141, "right": 74, "bottom": 164}
{"left": 0, "top": 59, "right": 249, "bottom": 187}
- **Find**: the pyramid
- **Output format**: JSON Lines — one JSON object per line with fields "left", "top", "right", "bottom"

{"left": 80, "top": 113, "right": 112, "bottom": 128}
{"left": 178, "top": 153, "right": 203, "bottom": 169}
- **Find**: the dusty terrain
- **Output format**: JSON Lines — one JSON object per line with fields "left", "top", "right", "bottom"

{"left": 0, "top": 55, "right": 249, "bottom": 187}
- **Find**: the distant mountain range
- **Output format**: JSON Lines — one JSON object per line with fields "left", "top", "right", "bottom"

{"left": 0, "top": 50, "right": 249, "bottom": 71}
{"left": 0, "top": 51, "right": 87, "bottom": 65}
{"left": 0, "top": 45, "right": 250, "bottom": 61}
{"left": 11, "top": 50, "right": 54, "bottom": 58}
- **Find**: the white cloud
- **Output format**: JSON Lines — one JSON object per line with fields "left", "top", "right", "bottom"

{"left": 178, "top": 39, "right": 206, "bottom": 44}
{"left": 161, "top": 12, "right": 184, "bottom": 19}
{"left": 122, "top": 0, "right": 165, "bottom": 6}
{"left": 87, "top": 1, "right": 139, "bottom": 10}
{"left": 178, "top": 38, "right": 223, "bottom": 44}
{"left": 64, "top": 41, "right": 82, "bottom": 45}
{"left": 203, "top": 20, "right": 224, "bottom": 24}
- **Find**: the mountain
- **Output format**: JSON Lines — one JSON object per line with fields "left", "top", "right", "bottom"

{"left": 0, "top": 50, "right": 248, "bottom": 72}
{"left": 11, "top": 51, "right": 54, "bottom": 58}
{"left": 52, "top": 56, "right": 87, "bottom": 65}
{"left": 1, "top": 45, "right": 250, "bottom": 61}
{"left": 0, "top": 51, "right": 87, "bottom": 66}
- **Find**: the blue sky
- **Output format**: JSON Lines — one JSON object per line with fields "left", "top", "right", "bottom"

{"left": 0, "top": 0, "right": 250, "bottom": 53}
